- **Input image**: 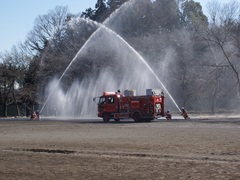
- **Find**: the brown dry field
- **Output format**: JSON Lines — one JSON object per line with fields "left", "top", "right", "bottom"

{"left": 0, "top": 116, "right": 240, "bottom": 180}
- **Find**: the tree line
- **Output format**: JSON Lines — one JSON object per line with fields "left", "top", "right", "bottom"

{"left": 0, "top": 0, "right": 240, "bottom": 116}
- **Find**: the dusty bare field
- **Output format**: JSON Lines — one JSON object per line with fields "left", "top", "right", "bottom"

{"left": 0, "top": 117, "right": 240, "bottom": 180}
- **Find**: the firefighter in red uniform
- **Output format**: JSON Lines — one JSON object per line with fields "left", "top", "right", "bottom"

{"left": 31, "top": 111, "right": 37, "bottom": 120}
{"left": 165, "top": 110, "right": 172, "bottom": 120}
{"left": 181, "top": 107, "right": 189, "bottom": 119}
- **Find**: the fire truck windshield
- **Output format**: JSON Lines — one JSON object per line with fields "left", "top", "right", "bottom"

{"left": 99, "top": 96, "right": 106, "bottom": 105}
{"left": 107, "top": 96, "right": 115, "bottom": 104}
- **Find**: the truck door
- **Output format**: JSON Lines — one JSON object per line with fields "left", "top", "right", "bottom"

{"left": 98, "top": 96, "right": 106, "bottom": 116}
{"left": 98, "top": 95, "right": 118, "bottom": 114}
{"left": 105, "top": 96, "right": 118, "bottom": 113}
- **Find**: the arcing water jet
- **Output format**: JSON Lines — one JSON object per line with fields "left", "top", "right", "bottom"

{"left": 40, "top": 0, "right": 181, "bottom": 116}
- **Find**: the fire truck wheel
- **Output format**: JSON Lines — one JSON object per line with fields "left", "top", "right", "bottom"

{"left": 133, "top": 112, "right": 141, "bottom": 122}
{"left": 103, "top": 114, "right": 110, "bottom": 122}
{"left": 114, "top": 119, "right": 120, "bottom": 122}
{"left": 145, "top": 118, "right": 154, "bottom": 122}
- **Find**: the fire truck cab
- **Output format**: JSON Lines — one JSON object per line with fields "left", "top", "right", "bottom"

{"left": 93, "top": 89, "right": 165, "bottom": 122}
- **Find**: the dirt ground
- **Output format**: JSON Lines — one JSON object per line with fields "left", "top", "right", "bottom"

{"left": 0, "top": 117, "right": 240, "bottom": 180}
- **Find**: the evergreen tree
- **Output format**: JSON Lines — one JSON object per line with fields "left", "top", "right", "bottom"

{"left": 181, "top": 0, "right": 208, "bottom": 30}
{"left": 94, "top": 0, "right": 108, "bottom": 22}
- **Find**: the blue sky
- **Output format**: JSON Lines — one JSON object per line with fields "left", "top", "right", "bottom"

{"left": 0, "top": 0, "right": 236, "bottom": 53}
{"left": 0, "top": 0, "right": 96, "bottom": 53}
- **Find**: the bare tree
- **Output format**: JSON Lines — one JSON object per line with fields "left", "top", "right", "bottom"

{"left": 0, "top": 46, "right": 28, "bottom": 116}
{"left": 205, "top": 1, "right": 240, "bottom": 100}
{"left": 25, "top": 6, "right": 69, "bottom": 56}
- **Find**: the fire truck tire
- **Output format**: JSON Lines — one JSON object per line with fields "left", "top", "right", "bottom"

{"left": 114, "top": 119, "right": 120, "bottom": 122}
{"left": 103, "top": 113, "right": 110, "bottom": 122}
{"left": 133, "top": 112, "right": 141, "bottom": 122}
{"left": 145, "top": 118, "right": 154, "bottom": 122}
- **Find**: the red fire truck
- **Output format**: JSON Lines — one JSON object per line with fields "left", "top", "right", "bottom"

{"left": 93, "top": 89, "right": 165, "bottom": 122}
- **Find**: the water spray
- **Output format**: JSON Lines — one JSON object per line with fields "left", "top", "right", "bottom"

{"left": 98, "top": 26, "right": 182, "bottom": 113}
{"left": 40, "top": 0, "right": 182, "bottom": 114}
